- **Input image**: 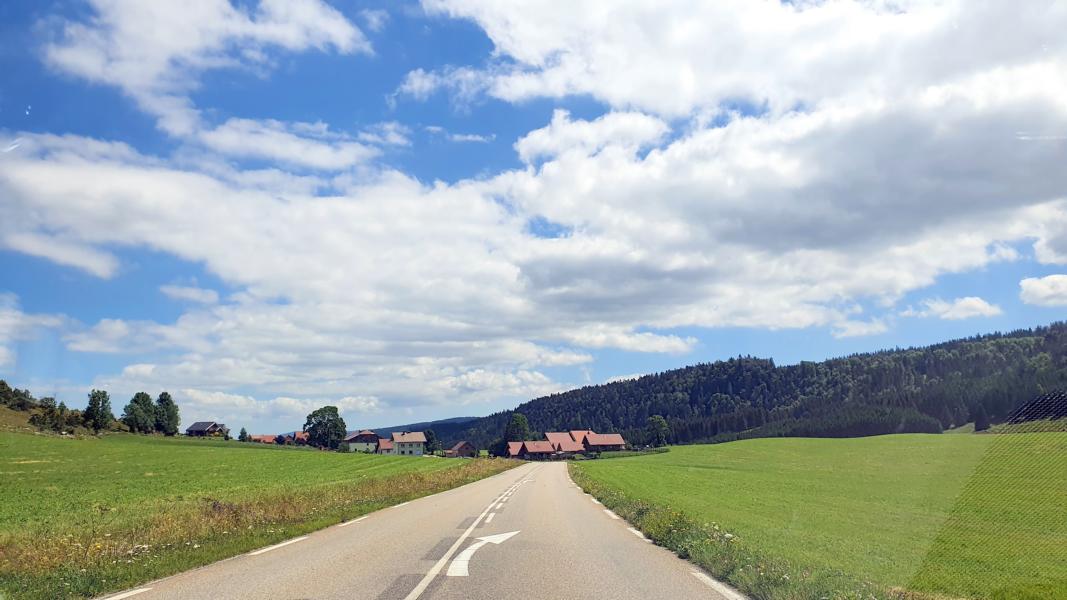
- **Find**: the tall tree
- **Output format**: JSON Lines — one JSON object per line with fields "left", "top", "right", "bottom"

{"left": 238, "top": 427, "right": 249, "bottom": 442}
{"left": 122, "top": 392, "right": 156, "bottom": 434}
{"left": 154, "top": 391, "right": 180, "bottom": 436}
{"left": 83, "top": 389, "right": 114, "bottom": 433}
{"left": 424, "top": 429, "right": 440, "bottom": 453}
{"left": 973, "top": 404, "right": 991, "bottom": 432}
{"left": 503, "top": 413, "right": 531, "bottom": 442}
{"left": 646, "top": 415, "right": 671, "bottom": 447}
{"left": 304, "top": 406, "right": 347, "bottom": 449}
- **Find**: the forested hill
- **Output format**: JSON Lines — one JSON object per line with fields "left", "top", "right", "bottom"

{"left": 445, "top": 322, "right": 1067, "bottom": 448}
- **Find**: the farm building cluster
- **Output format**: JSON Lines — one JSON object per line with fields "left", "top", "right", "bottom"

{"left": 508, "top": 430, "right": 626, "bottom": 460}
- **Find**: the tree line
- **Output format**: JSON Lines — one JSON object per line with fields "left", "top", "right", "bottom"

{"left": 441, "top": 322, "right": 1067, "bottom": 448}
{"left": 0, "top": 382, "right": 180, "bottom": 436}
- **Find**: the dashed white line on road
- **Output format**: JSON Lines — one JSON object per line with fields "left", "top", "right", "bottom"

{"left": 627, "top": 527, "right": 652, "bottom": 543}
{"left": 603, "top": 509, "right": 620, "bottom": 520}
{"left": 103, "top": 589, "right": 152, "bottom": 600}
{"left": 248, "top": 536, "right": 309, "bottom": 556}
{"left": 485, "top": 512, "right": 496, "bottom": 524}
{"left": 394, "top": 501, "right": 410, "bottom": 508}
{"left": 590, "top": 498, "right": 601, "bottom": 505}
{"left": 691, "top": 572, "right": 748, "bottom": 600}
{"left": 338, "top": 515, "right": 368, "bottom": 527}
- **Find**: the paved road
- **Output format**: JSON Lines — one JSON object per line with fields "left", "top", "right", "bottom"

{"left": 103, "top": 462, "right": 742, "bottom": 600}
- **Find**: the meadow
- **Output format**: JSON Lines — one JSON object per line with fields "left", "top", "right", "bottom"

{"left": 571, "top": 432, "right": 1067, "bottom": 600}
{"left": 0, "top": 432, "right": 516, "bottom": 599}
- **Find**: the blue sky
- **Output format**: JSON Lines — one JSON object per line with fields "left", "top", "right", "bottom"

{"left": 1, "top": 0, "right": 1065, "bottom": 433}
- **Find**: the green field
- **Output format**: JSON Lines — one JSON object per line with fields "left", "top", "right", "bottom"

{"left": 0, "top": 432, "right": 516, "bottom": 599}
{"left": 572, "top": 433, "right": 1067, "bottom": 600}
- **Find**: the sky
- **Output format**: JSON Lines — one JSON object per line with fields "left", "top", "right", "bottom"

{"left": 1, "top": 0, "right": 1065, "bottom": 434}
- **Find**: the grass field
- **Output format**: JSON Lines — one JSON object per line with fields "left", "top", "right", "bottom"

{"left": 571, "top": 433, "right": 1067, "bottom": 600}
{"left": 0, "top": 432, "right": 516, "bottom": 599}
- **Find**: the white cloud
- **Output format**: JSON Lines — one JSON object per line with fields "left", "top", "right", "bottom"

{"left": 198, "top": 118, "right": 379, "bottom": 170}
{"left": 0, "top": 294, "right": 64, "bottom": 368}
{"left": 449, "top": 133, "right": 495, "bottom": 143}
{"left": 902, "top": 297, "right": 1002, "bottom": 320}
{"left": 359, "top": 9, "right": 390, "bottom": 33}
{"left": 418, "top": 0, "right": 1066, "bottom": 118}
{"left": 160, "top": 285, "right": 220, "bottom": 305}
{"left": 832, "top": 319, "right": 889, "bottom": 339}
{"left": 1020, "top": 275, "right": 1067, "bottom": 307}
{"left": 515, "top": 109, "right": 668, "bottom": 163}
{"left": 2, "top": 232, "right": 119, "bottom": 278}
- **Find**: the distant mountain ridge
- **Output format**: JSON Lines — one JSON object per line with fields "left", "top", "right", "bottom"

{"left": 355, "top": 416, "right": 479, "bottom": 439}
{"left": 440, "top": 322, "right": 1067, "bottom": 448}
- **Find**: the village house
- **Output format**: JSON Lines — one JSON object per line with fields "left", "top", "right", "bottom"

{"left": 344, "top": 430, "right": 380, "bottom": 453}
{"left": 185, "top": 421, "right": 227, "bottom": 437}
{"left": 248, "top": 434, "right": 276, "bottom": 444}
{"left": 545, "top": 432, "right": 585, "bottom": 456}
{"left": 519, "top": 440, "right": 556, "bottom": 460}
{"left": 445, "top": 440, "right": 478, "bottom": 458}
{"left": 392, "top": 431, "right": 427, "bottom": 456}
{"left": 583, "top": 432, "right": 627, "bottom": 452}
{"left": 376, "top": 438, "right": 395, "bottom": 455}
{"left": 507, "top": 441, "right": 524, "bottom": 458}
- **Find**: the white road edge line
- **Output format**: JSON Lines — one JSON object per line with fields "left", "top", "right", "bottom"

{"left": 394, "top": 501, "right": 410, "bottom": 508}
{"left": 590, "top": 498, "right": 601, "bottom": 505}
{"left": 691, "top": 572, "right": 747, "bottom": 600}
{"left": 248, "top": 536, "right": 309, "bottom": 556}
{"left": 603, "top": 509, "right": 620, "bottom": 520}
{"left": 403, "top": 467, "right": 532, "bottom": 600}
{"left": 338, "top": 515, "right": 369, "bottom": 527}
{"left": 103, "top": 589, "right": 152, "bottom": 600}
{"left": 627, "top": 527, "right": 652, "bottom": 543}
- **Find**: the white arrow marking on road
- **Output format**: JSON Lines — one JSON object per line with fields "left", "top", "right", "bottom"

{"left": 447, "top": 531, "right": 520, "bottom": 577}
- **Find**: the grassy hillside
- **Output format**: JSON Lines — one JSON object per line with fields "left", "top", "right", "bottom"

{"left": 571, "top": 433, "right": 1067, "bottom": 600}
{"left": 0, "top": 432, "right": 517, "bottom": 599}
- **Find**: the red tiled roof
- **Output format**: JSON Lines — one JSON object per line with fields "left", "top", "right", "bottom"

{"left": 345, "top": 430, "right": 378, "bottom": 442}
{"left": 377, "top": 438, "right": 394, "bottom": 451}
{"left": 507, "top": 442, "right": 524, "bottom": 457}
{"left": 569, "top": 430, "right": 594, "bottom": 445}
{"left": 546, "top": 432, "right": 583, "bottom": 452}
{"left": 292, "top": 431, "right": 309, "bottom": 442}
{"left": 586, "top": 432, "right": 626, "bottom": 446}
{"left": 392, "top": 431, "right": 427, "bottom": 443}
{"left": 249, "top": 434, "right": 276, "bottom": 443}
{"left": 522, "top": 440, "right": 556, "bottom": 454}
{"left": 450, "top": 441, "right": 474, "bottom": 452}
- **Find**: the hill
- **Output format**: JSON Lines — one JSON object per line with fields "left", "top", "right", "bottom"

{"left": 444, "top": 322, "right": 1067, "bottom": 447}
{"left": 572, "top": 433, "right": 1067, "bottom": 599}
{"left": 362, "top": 416, "right": 479, "bottom": 439}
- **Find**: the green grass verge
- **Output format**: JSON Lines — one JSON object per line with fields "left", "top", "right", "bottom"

{"left": 0, "top": 432, "right": 519, "bottom": 599}
{"left": 570, "top": 433, "right": 1067, "bottom": 600}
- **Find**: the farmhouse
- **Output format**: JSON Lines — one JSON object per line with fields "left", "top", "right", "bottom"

{"left": 519, "top": 440, "right": 556, "bottom": 460}
{"left": 249, "top": 434, "right": 276, "bottom": 444}
{"left": 376, "top": 438, "right": 395, "bottom": 455}
{"left": 185, "top": 421, "right": 227, "bottom": 437}
{"left": 344, "top": 430, "right": 380, "bottom": 453}
{"left": 507, "top": 441, "right": 524, "bottom": 458}
{"left": 584, "top": 432, "right": 626, "bottom": 452}
{"left": 545, "top": 432, "right": 585, "bottom": 455}
{"left": 392, "top": 431, "right": 427, "bottom": 456}
{"left": 445, "top": 441, "right": 478, "bottom": 458}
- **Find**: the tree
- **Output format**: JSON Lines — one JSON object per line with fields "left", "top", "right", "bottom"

{"left": 424, "top": 429, "right": 441, "bottom": 453}
{"left": 503, "top": 413, "right": 531, "bottom": 442}
{"left": 154, "top": 391, "right": 181, "bottom": 436}
{"left": 275, "top": 434, "right": 288, "bottom": 445}
{"left": 122, "top": 392, "right": 156, "bottom": 433}
{"left": 647, "top": 415, "right": 670, "bottom": 447}
{"left": 304, "top": 406, "right": 347, "bottom": 449}
{"left": 973, "top": 404, "right": 991, "bottom": 432}
{"left": 83, "top": 389, "right": 114, "bottom": 433}
{"left": 238, "top": 427, "right": 249, "bottom": 442}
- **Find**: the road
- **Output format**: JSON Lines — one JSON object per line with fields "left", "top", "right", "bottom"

{"left": 102, "top": 462, "right": 743, "bottom": 600}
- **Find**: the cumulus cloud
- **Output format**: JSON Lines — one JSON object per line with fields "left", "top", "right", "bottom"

{"left": 1020, "top": 275, "right": 1067, "bottom": 307}
{"left": 0, "top": 294, "right": 64, "bottom": 367}
{"left": 832, "top": 319, "right": 889, "bottom": 339}
{"left": 515, "top": 109, "right": 668, "bottom": 163}
{"left": 902, "top": 297, "right": 1003, "bottom": 320}
{"left": 198, "top": 118, "right": 379, "bottom": 170}
{"left": 160, "top": 285, "right": 220, "bottom": 305}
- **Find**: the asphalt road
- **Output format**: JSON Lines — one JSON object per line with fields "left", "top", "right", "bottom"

{"left": 102, "top": 462, "right": 743, "bottom": 600}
